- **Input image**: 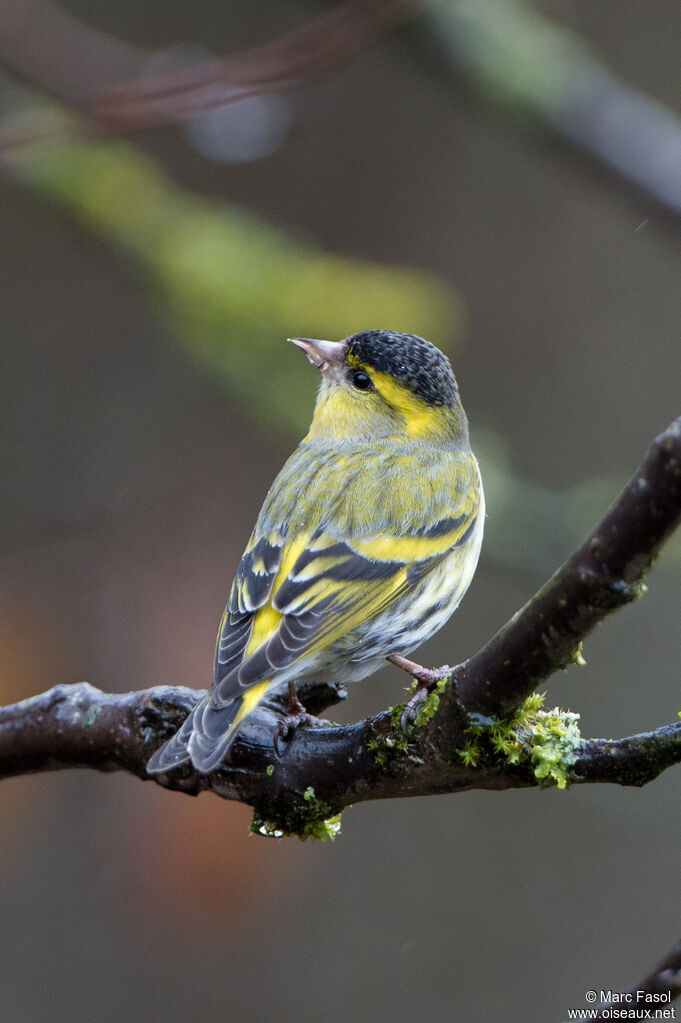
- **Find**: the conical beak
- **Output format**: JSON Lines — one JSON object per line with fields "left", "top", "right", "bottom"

{"left": 288, "top": 337, "right": 345, "bottom": 370}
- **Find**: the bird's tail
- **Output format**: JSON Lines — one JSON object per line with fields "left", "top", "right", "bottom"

{"left": 146, "top": 680, "right": 270, "bottom": 775}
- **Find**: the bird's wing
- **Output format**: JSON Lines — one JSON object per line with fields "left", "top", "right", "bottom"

{"left": 212, "top": 476, "right": 481, "bottom": 706}
{"left": 213, "top": 531, "right": 285, "bottom": 682}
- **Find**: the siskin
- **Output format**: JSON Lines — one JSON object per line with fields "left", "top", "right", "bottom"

{"left": 147, "top": 330, "right": 484, "bottom": 774}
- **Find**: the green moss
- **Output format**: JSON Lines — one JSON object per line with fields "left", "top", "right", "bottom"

{"left": 459, "top": 692, "right": 582, "bottom": 789}
{"left": 250, "top": 787, "right": 343, "bottom": 842}
{"left": 414, "top": 677, "right": 450, "bottom": 727}
{"left": 367, "top": 676, "right": 453, "bottom": 768}
{"left": 364, "top": 675, "right": 454, "bottom": 769}
{"left": 367, "top": 729, "right": 411, "bottom": 767}
{"left": 458, "top": 739, "right": 482, "bottom": 767}
{"left": 366, "top": 676, "right": 581, "bottom": 789}
{"left": 366, "top": 705, "right": 412, "bottom": 767}
{"left": 366, "top": 738, "right": 388, "bottom": 767}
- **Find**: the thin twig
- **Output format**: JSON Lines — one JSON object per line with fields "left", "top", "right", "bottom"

{"left": 0, "top": 0, "right": 421, "bottom": 153}
{"left": 92, "top": 0, "right": 421, "bottom": 128}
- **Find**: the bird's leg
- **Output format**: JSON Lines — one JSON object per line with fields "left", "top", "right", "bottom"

{"left": 387, "top": 654, "right": 453, "bottom": 733}
{"left": 273, "top": 682, "right": 329, "bottom": 756}
{"left": 388, "top": 654, "right": 453, "bottom": 686}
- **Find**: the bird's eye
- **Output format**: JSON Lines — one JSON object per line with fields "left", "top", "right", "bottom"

{"left": 350, "top": 370, "right": 373, "bottom": 391}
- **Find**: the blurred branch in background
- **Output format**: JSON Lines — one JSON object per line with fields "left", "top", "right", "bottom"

{"left": 91, "top": 0, "right": 420, "bottom": 128}
{"left": 0, "top": 4, "right": 458, "bottom": 434}
{"left": 3, "top": 0, "right": 681, "bottom": 572}
{"left": 423, "top": 0, "right": 681, "bottom": 219}
{"left": 10, "top": 140, "right": 458, "bottom": 432}
{"left": 0, "top": 0, "right": 422, "bottom": 141}
{"left": 3, "top": 0, "right": 681, "bottom": 219}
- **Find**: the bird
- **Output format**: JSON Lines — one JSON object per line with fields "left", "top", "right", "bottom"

{"left": 147, "top": 329, "right": 484, "bottom": 775}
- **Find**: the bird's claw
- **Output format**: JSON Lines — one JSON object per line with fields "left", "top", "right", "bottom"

{"left": 273, "top": 711, "right": 329, "bottom": 756}
{"left": 273, "top": 683, "right": 330, "bottom": 756}
{"left": 388, "top": 657, "right": 454, "bottom": 733}
{"left": 400, "top": 687, "right": 430, "bottom": 733}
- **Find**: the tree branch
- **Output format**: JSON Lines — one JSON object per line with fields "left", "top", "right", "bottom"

{"left": 454, "top": 416, "right": 681, "bottom": 717}
{"left": 2, "top": 683, "right": 681, "bottom": 818}
{"left": 575, "top": 726, "right": 681, "bottom": 788}
{"left": 1, "top": 417, "right": 680, "bottom": 837}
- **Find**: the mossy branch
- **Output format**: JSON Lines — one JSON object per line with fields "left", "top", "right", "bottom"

{"left": 1, "top": 417, "right": 680, "bottom": 841}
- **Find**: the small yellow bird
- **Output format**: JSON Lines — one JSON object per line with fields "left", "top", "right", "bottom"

{"left": 147, "top": 330, "right": 484, "bottom": 775}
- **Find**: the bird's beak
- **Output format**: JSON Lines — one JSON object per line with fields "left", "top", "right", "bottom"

{"left": 288, "top": 337, "right": 345, "bottom": 372}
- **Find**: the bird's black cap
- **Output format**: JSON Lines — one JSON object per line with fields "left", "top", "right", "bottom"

{"left": 345, "top": 330, "right": 458, "bottom": 407}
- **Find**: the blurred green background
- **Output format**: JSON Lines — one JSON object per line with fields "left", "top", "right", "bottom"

{"left": 2, "top": 1, "right": 681, "bottom": 1020}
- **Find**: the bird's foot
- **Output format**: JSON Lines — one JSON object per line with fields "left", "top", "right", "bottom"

{"left": 387, "top": 655, "right": 453, "bottom": 732}
{"left": 273, "top": 682, "right": 329, "bottom": 756}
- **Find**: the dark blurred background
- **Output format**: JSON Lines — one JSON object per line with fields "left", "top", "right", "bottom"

{"left": 2, "top": 1, "right": 681, "bottom": 1020}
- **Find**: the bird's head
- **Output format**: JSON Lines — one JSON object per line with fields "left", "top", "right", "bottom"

{"left": 290, "top": 330, "right": 469, "bottom": 446}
